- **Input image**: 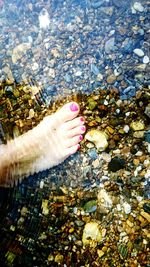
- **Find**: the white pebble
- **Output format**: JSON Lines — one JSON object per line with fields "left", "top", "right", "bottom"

{"left": 133, "top": 2, "right": 144, "bottom": 12}
{"left": 125, "top": 112, "right": 130, "bottom": 117}
{"left": 39, "top": 9, "right": 50, "bottom": 29}
{"left": 123, "top": 203, "right": 131, "bottom": 214}
{"left": 123, "top": 125, "right": 130, "bottom": 133}
{"left": 133, "top": 48, "right": 144, "bottom": 57}
{"left": 40, "top": 180, "right": 44, "bottom": 189}
{"left": 104, "top": 99, "right": 109, "bottom": 105}
{"left": 143, "top": 55, "right": 149, "bottom": 64}
{"left": 135, "top": 151, "right": 143, "bottom": 156}
{"left": 32, "top": 62, "right": 39, "bottom": 71}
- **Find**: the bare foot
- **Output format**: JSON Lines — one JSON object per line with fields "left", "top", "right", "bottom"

{"left": 30, "top": 101, "right": 86, "bottom": 172}
{"left": 0, "top": 102, "right": 86, "bottom": 186}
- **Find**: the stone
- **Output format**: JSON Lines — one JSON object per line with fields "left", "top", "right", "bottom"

{"left": 143, "top": 56, "right": 149, "bottom": 64}
{"left": 123, "top": 202, "right": 131, "bottom": 214}
{"left": 83, "top": 200, "right": 97, "bottom": 213}
{"left": 85, "top": 129, "right": 108, "bottom": 151}
{"left": 107, "top": 74, "right": 116, "bottom": 84}
{"left": 97, "top": 189, "right": 112, "bottom": 209}
{"left": 145, "top": 105, "right": 150, "bottom": 118}
{"left": 133, "top": 131, "right": 145, "bottom": 138}
{"left": 123, "top": 125, "right": 130, "bottom": 133}
{"left": 97, "top": 250, "right": 105, "bottom": 258}
{"left": 133, "top": 2, "right": 144, "bottom": 12}
{"left": 105, "top": 37, "right": 115, "bottom": 54}
{"left": 130, "top": 121, "right": 145, "bottom": 131}
{"left": 108, "top": 157, "right": 125, "bottom": 172}
{"left": 82, "top": 222, "right": 102, "bottom": 246}
{"left": 12, "top": 43, "right": 31, "bottom": 64}
{"left": 87, "top": 98, "right": 97, "bottom": 110}
{"left": 96, "top": 73, "right": 103, "bottom": 81}
{"left": 140, "top": 211, "right": 150, "bottom": 223}
{"left": 133, "top": 48, "right": 144, "bottom": 57}
{"left": 145, "top": 131, "right": 150, "bottom": 143}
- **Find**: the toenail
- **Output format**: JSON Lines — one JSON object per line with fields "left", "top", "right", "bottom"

{"left": 81, "top": 126, "right": 85, "bottom": 131}
{"left": 79, "top": 135, "right": 83, "bottom": 141}
{"left": 80, "top": 117, "right": 85, "bottom": 122}
{"left": 70, "top": 103, "right": 79, "bottom": 112}
{"left": 78, "top": 144, "right": 80, "bottom": 150}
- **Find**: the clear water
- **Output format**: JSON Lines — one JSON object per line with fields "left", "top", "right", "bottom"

{"left": 0, "top": 1, "right": 149, "bottom": 266}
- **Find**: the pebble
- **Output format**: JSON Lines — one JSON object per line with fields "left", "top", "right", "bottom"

{"left": 133, "top": 131, "right": 145, "bottom": 138}
{"left": 108, "top": 157, "right": 125, "bottom": 172}
{"left": 133, "top": 48, "right": 144, "bottom": 57}
{"left": 123, "top": 125, "right": 130, "bottom": 133}
{"left": 85, "top": 130, "right": 108, "bottom": 151}
{"left": 143, "top": 55, "right": 150, "bottom": 64}
{"left": 133, "top": 2, "right": 144, "bottom": 12}
{"left": 123, "top": 203, "right": 131, "bottom": 214}
{"left": 105, "top": 37, "right": 115, "bottom": 54}
{"left": 107, "top": 74, "right": 116, "bottom": 84}
{"left": 130, "top": 121, "right": 145, "bottom": 131}
{"left": 82, "top": 222, "right": 102, "bottom": 246}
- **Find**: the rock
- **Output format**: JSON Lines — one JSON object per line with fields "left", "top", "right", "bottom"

{"left": 118, "top": 244, "right": 128, "bottom": 259}
{"left": 140, "top": 211, "right": 150, "bottom": 223}
{"left": 48, "top": 68, "right": 55, "bottom": 78}
{"left": 143, "top": 56, "right": 149, "bottom": 64}
{"left": 32, "top": 62, "right": 39, "bottom": 71}
{"left": 143, "top": 203, "right": 150, "bottom": 214}
{"left": 97, "top": 189, "right": 112, "bottom": 211}
{"left": 145, "top": 105, "right": 150, "bottom": 118}
{"left": 107, "top": 74, "right": 116, "bottom": 84}
{"left": 97, "top": 250, "right": 105, "bottom": 258}
{"left": 2, "top": 65, "right": 14, "bottom": 83}
{"left": 133, "top": 48, "right": 144, "bottom": 57}
{"left": 123, "top": 202, "right": 131, "bottom": 214}
{"left": 105, "top": 37, "right": 115, "bottom": 54}
{"left": 133, "top": 2, "right": 144, "bottom": 12}
{"left": 108, "top": 157, "right": 125, "bottom": 172}
{"left": 130, "top": 121, "right": 145, "bottom": 131}
{"left": 42, "top": 200, "right": 49, "bottom": 215}
{"left": 91, "top": 0, "right": 105, "bottom": 9}
{"left": 83, "top": 200, "right": 97, "bottom": 213}
{"left": 39, "top": 8, "right": 50, "bottom": 29}
{"left": 12, "top": 43, "right": 31, "bottom": 64}
{"left": 74, "top": 70, "right": 82, "bottom": 77}
{"left": 145, "top": 131, "right": 150, "bottom": 143}
{"left": 87, "top": 98, "right": 98, "bottom": 110}
{"left": 85, "top": 130, "right": 108, "bottom": 151}
{"left": 123, "top": 125, "right": 130, "bottom": 133}
{"left": 133, "top": 131, "right": 145, "bottom": 138}
{"left": 91, "top": 64, "right": 100, "bottom": 75}
{"left": 96, "top": 73, "right": 103, "bottom": 81}
{"left": 82, "top": 222, "right": 102, "bottom": 246}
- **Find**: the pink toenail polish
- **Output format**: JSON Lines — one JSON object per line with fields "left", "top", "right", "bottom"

{"left": 81, "top": 126, "right": 85, "bottom": 131}
{"left": 80, "top": 117, "right": 85, "bottom": 122}
{"left": 70, "top": 103, "right": 79, "bottom": 112}
{"left": 79, "top": 135, "right": 83, "bottom": 141}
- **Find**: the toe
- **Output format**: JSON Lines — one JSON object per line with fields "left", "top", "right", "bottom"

{"left": 54, "top": 102, "right": 80, "bottom": 124}
{"left": 61, "top": 116, "right": 85, "bottom": 131}
{"left": 66, "top": 135, "right": 83, "bottom": 148}
{"left": 65, "top": 144, "right": 80, "bottom": 156}
{"left": 66, "top": 125, "right": 86, "bottom": 138}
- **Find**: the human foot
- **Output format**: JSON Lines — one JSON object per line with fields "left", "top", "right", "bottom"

{"left": 30, "top": 101, "right": 86, "bottom": 173}
{"left": 0, "top": 102, "right": 86, "bottom": 186}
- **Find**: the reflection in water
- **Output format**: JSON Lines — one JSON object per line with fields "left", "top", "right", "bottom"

{"left": 0, "top": 0, "right": 150, "bottom": 266}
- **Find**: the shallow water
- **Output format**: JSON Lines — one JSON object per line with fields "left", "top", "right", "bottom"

{"left": 0, "top": 0, "right": 150, "bottom": 266}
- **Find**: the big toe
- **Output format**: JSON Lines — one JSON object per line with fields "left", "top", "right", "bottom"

{"left": 54, "top": 102, "right": 80, "bottom": 124}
